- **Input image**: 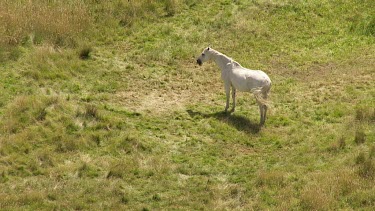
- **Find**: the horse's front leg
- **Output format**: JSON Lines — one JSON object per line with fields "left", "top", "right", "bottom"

{"left": 224, "top": 82, "right": 231, "bottom": 113}
{"left": 230, "top": 85, "right": 236, "bottom": 113}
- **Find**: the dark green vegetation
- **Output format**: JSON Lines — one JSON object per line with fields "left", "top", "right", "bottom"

{"left": 0, "top": 0, "right": 374, "bottom": 209}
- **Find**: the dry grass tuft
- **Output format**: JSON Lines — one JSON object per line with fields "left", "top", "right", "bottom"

{"left": 107, "top": 159, "right": 139, "bottom": 179}
{"left": 300, "top": 185, "right": 334, "bottom": 210}
{"left": 256, "top": 170, "right": 286, "bottom": 188}
{"left": 328, "top": 136, "right": 346, "bottom": 152}
{"left": 356, "top": 152, "right": 367, "bottom": 165}
{"left": 84, "top": 104, "right": 100, "bottom": 119}
{"left": 164, "top": 0, "right": 180, "bottom": 16}
{"left": 77, "top": 162, "right": 99, "bottom": 178}
{"left": 300, "top": 170, "right": 362, "bottom": 210}
{"left": 0, "top": 95, "right": 54, "bottom": 134}
{"left": 356, "top": 150, "right": 375, "bottom": 179}
{"left": 355, "top": 106, "right": 375, "bottom": 122}
{"left": 354, "top": 129, "right": 366, "bottom": 145}
{"left": 358, "top": 159, "right": 375, "bottom": 179}
{"left": 370, "top": 145, "right": 375, "bottom": 159}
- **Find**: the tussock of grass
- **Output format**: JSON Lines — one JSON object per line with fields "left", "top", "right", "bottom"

{"left": 355, "top": 106, "right": 375, "bottom": 122}
{"left": 350, "top": 14, "right": 375, "bottom": 36}
{"left": 358, "top": 159, "right": 375, "bottom": 179}
{"left": 356, "top": 152, "right": 367, "bottom": 165}
{"left": 370, "top": 145, "right": 375, "bottom": 159}
{"left": 299, "top": 169, "right": 373, "bottom": 210}
{"left": 79, "top": 46, "right": 93, "bottom": 60}
{"left": 164, "top": 0, "right": 180, "bottom": 16}
{"left": 83, "top": 104, "right": 100, "bottom": 119}
{"left": 256, "top": 170, "right": 286, "bottom": 188}
{"left": 0, "top": 95, "right": 57, "bottom": 134}
{"left": 77, "top": 162, "right": 100, "bottom": 178}
{"left": 0, "top": 171, "right": 8, "bottom": 183}
{"left": 300, "top": 185, "right": 334, "bottom": 210}
{"left": 354, "top": 130, "right": 366, "bottom": 145}
{"left": 100, "top": 0, "right": 183, "bottom": 27}
{"left": 327, "top": 136, "right": 346, "bottom": 152}
{"left": 356, "top": 149, "right": 375, "bottom": 179}
{"left": 107, "top": 159, "right": 139, "bottom": 179}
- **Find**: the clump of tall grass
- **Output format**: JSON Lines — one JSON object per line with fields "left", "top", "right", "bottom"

{"left": 327, "top": 136, "right": 346, "bottom": 152}
{"left": 358, "top": 159, "right": 375, "bottom": 179}
{"left": 300, "top": 170, "right": 364, "bottom": 210}
{"left": 115, "top": 0, "right": 158, "bottom": 26}
{"left": 0, "top": 95, "right": 57, "bottom": 134}
{"left": 349, "top": 15, "right": 375, "bottom": 36}
{"left": 0, "top": 1, "right": 91, "bottom": 47}
{"left": 370, "top": 145, "right": 375, "bottom": 159}
{"left": 354, "top": 129, "right": 366, "bottom": 145}
{"left": 0, "top": 171, "right": 9, "bottom": 183}
{"left": 77, "top": 162, "right": 100, "bottom": 178}
{"left": 84, "top": 104, "right": 100, "bottom": 119}
{"left": 355, "top": 105, "right": 375, "bottom": 124}
{"left": 107, "top": 159, "right": 139, "bottom": 179}
{"left": 164, "top": 0, "right": 180, "bottom": 17}
{"left": 355, "top": 148, "right": 375, "bottom": 179}
{"left": 256, "top": 170, "right": 285, "bottom": 188}
{"left": 300, "top": 186, "right": 334, "bottom": 210}
{"left": 99, "top": 0, "right": 183, "bottom": 27}
{"left": 79, "top": 45, "right": 93, "bottom": 60}
{"left": 0, "top": 45, "right": 24, "bottom": 62}
{"left": 0, "top": 0, "right": 185, "bottom": 50}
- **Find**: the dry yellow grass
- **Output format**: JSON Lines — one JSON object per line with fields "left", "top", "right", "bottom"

{"left": 0, "top": 1, "right": 90, "bottom": 46}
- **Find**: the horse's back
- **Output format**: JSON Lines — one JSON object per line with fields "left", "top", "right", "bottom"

{"left": 230, "top": 67, "right": 270, "bottom": 92}
{"left": 234, "top": 67, "right": 270, "bottom": 83}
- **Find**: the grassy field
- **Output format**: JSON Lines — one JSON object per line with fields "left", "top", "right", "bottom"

{"left": 0, "top": 0, "right": 374, "bottom": 210}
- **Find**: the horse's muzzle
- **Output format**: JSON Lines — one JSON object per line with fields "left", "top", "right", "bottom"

{"left": 197, "top": 59, "right": 202, "bottom": 66}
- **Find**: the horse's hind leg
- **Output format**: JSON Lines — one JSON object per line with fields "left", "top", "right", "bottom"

{"left": 261, "top": 89, "right": 270, "bottom": 125}
{"left": 262, "top": 104, "right": 267, "bottom": 125}
{"left": 258, "top": 102, "right": 264, "bottom": 125}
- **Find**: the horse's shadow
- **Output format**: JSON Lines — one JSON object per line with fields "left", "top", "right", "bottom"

{"left": 187, "top": 109, "right": 261, "bottom": 134}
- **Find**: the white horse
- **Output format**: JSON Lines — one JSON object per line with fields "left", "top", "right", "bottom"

{"left": 197, "top": 47, "right": 272, "bottom": 125}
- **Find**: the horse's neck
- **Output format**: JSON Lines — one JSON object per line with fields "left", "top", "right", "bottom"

{"left": 211, "top": 51, "right": 232, "bottom": 70}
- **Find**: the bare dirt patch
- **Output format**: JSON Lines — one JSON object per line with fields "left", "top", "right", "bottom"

{"left": 115, "top": 88, "right": 215, "bottom": 115}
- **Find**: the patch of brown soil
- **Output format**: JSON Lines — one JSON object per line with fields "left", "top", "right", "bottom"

{"left": 115, "top": 88, "right": 215, "bottom": 114}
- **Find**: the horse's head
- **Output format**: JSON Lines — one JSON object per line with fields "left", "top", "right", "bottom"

{"left": 196, "top": 47, "right": 212, "bottom": 66}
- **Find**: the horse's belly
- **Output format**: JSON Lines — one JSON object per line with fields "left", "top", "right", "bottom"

{"left": 231, "top": 75, "right": 252, "bottom": 91}
{"left": 233, "top": 84, "right": 247, "bottom": 92}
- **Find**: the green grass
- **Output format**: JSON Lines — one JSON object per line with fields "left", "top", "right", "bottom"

{"left": 0, "top": 0, "right": 374, "bottom": 210}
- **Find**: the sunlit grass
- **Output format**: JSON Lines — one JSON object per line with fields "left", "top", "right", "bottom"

{"left": 0, "top": 0, "right": 374, "bottom": 210}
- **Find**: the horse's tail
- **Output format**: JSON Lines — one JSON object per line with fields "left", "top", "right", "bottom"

{"left": 251, "top": 86, "right": 271, "bottom": 108}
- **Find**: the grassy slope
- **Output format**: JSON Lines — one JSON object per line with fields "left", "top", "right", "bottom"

{"left": 0, "top": 0, "right": 374, "bottom": 210}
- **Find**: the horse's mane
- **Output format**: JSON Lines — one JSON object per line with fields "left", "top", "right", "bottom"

{"left": 232, "top": 61, "right": 241, "bottom": 67}
{"left": 211, "top": 48, "right": 242, "bottom": 67}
